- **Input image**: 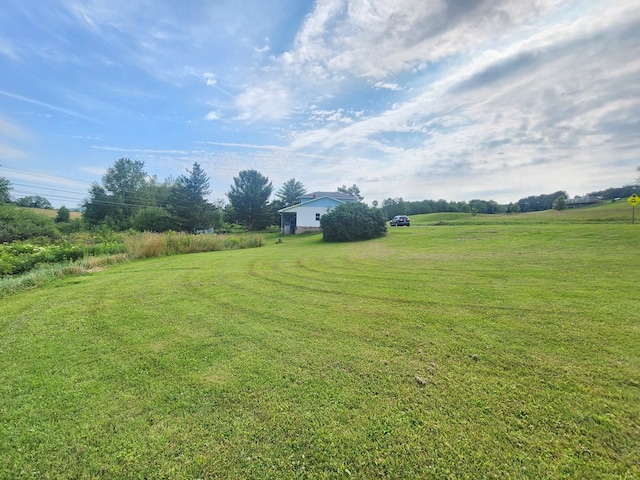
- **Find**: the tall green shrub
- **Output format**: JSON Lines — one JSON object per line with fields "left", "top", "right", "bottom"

{"left": 320, "top": 202, "right": 387, "bottom": 242}
{"left": 55, "top": 206, "right": 71, "bottom": 223}
{"left": 0, "top": 205, "right": 59, "bottom": 243}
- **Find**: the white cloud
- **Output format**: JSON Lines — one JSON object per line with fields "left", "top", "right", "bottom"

{"left": 203, "top": 72, "right": 217, "bottom": 86}
{"left": 373, "top": 82, "right": 402, "bottom": 91}
{"left": 271, "top": 0, "right": 565, "bottom": 84}
{"left": 234, "top": 0, "right": 571, "bottom": 129}
{"left": 254, "top": 43, "right": 271, "bottom": 54}
{"left": 275, "top": 0, "right": 640, "bottom": 201}
{"left": 235, "top": 83, "right": 293, "bottom": 121}
{"left": 205, "top": 111, "right": 219, "bottom": 121}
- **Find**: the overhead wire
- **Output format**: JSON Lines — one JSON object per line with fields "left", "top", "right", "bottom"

{"left": 1, "top": 164, "right": 219, "bottom": 210}
{"left": 0, "top": 164, "right": 91, "bottom": 185}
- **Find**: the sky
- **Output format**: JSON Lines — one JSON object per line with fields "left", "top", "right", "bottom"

{"left": 1, "top": 0, "right": 639, "bottom": 208}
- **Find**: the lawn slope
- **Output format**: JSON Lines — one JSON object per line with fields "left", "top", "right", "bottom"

{"left": 0, "top": 223, "right": 638, "bottom": 478}
{"left": 411, "top": 199, "right": 636, "bottom": 225}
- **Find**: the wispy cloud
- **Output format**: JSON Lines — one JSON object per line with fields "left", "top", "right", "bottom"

{"left": 235, "top": 83, "right": 294, "bottom": 121}
{"left": 0, "top": 114, "right": 29, "bottom": 159}
{"left": 0, "top": 90, "right": 96, "bottom": 121}
{"left": 198, "top": 141, "right": 286, "bottom": 151}
{"left": 230, "top": 0, "right": 571, "bottom": 127}
{"left": 0, "top": 113, "right": 29, "bottom": 141}
{"left": 269, "top": 0, "right": 640, "bottom": 200}
{"left": 91, "top": 145, "right": 191, "bottom": 155}
{"left": 0, "top": 38, "right": 18, "bottom": 60}
{"left": 0, "top": 143, "right": 27, "bottom": 159}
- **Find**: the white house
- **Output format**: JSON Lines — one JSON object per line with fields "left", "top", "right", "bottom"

{"left": 278, "top": 191, "right": 359, "bottom": 234}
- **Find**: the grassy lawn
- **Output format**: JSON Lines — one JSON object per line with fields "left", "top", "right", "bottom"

{"left": 0, "top": 209, "right": 638, "bottom": 478}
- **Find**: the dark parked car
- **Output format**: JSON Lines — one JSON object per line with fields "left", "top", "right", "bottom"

{"left": 390, "top": 215, "right": 410, "bottom": 226}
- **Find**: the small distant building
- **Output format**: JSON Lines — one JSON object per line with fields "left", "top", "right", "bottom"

{"left": 278, "top": 191, "right": 359, "bottom": 234}
{"left": 566, "top": 196, "right": 603, "bottom": 208}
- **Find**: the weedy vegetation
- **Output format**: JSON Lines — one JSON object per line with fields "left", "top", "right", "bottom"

{"left": 0, "top": 231, "right": 264, "bottom": 297}
{"left": 123, "top": 231, "right": 265, "bottom": 258}
{"left": 0, "top": 202, "right": 638, "bottom": 478}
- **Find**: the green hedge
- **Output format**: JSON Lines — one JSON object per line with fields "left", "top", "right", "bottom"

{"left": 320, "top": 202, "right": 387, "bottom": 241}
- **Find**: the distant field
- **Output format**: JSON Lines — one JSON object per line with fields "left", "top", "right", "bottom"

{"left": 0, "top": 210, "right": 638, "bottom": 478}
{"left": 410, "top": 199, "right": 636, "bottom": 225}
{"left": 18, "top": 206, "right": 83, "bottom": 220}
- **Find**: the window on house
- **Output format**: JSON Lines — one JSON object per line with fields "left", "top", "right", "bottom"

{"left": 315, "top": 213, "right": 321, "bottom": 221}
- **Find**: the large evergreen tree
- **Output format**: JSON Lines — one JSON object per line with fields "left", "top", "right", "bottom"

{"left": 276, "top": 178, "right": 306, "bottom": 207}
{"left": 168, "top": 162, "right": 219, "bottom": 232}
{"left": 227, "top": 170, "right": 273, "bottom": 231}
{"left": 337, "top": 184, "right": 364, "bottom": 201}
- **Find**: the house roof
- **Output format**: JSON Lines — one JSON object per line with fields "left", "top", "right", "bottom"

{"left": 300, "top": 191, "right": 359, "bottom": 201}
{"left": 278, "top": 193, "right": 350, "bottom": 213}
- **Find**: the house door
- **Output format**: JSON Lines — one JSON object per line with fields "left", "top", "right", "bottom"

{"left": 283, "top": 213, "right": 297, "bottom": 235}
{"left": 289, "top": 214, "right": 296, "bottom": 234}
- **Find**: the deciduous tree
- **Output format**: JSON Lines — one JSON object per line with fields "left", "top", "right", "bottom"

{"left": 0, "top": 177, "right": 11, "bottom": 203}
{"left": 82, "top": 158, "right": 151, "bottom": 229}
{"left": 15, "top": 195, "right": 53, "bottom": 209}
{"left": 82, "top": 184, "right": 114, "bottom": 227}
{"left": 553, "top": 195, "right": 567, "bottom": 210}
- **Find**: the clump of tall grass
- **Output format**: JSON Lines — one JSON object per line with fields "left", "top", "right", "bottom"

{"left": 124, "top": 231, "right": 264, "bottom": 259}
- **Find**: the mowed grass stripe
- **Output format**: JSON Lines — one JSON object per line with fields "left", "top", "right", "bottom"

{"left": 0, "top": 223, "right": 638, "bottom": 478}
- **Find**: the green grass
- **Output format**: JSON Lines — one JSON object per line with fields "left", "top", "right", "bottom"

{"left": 0, "top": 217, "right": 638, "bottom": 478}
{"left": 0, "top": 232, "right": 264, "bottom": 296}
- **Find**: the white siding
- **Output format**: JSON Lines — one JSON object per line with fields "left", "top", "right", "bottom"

{"left": 296, "top": 205, "right": 331, "bottom": 227}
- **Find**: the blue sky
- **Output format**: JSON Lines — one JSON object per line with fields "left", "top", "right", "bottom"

{"left": 1, "top": 0, "right": 639, "bottom": 208}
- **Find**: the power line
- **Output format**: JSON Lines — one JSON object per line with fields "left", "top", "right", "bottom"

{"left": 3, "top": 164, "right": 226, "bottom": 210}
{"left": 0, "top": 164, "right": 92, "bottom": 185}
{"left": 11, "top": 182, "right": 87, "bottom": 196}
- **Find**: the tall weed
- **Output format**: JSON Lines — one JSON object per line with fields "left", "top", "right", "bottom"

{"left": 124, "top": 231, "right": 264, "bottom": 259}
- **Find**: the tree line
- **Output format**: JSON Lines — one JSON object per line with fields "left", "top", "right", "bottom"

{"left": 2, "top": 162, "right": 639, "bottom": 236}
{"left": 1, "top": 159, "right": 309, "bottom": 234}
{"left": 81, "top": 158, "right": 313, "bottom": 232}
